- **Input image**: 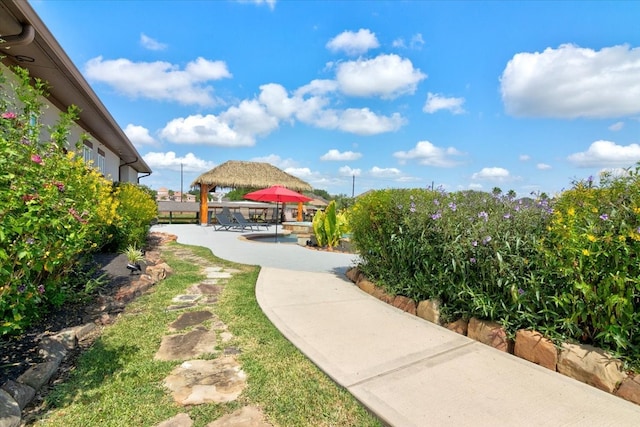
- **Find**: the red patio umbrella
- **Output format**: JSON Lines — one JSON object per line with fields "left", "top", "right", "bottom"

{"left": 244, "top": 185, "right": 312, "bottom": 242}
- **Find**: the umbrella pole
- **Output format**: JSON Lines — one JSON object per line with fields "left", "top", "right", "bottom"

{"left": 275, "top": 201, "right": 279, "bottom": 243}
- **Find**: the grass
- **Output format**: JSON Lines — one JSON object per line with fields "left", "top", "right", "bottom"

{"left": 33, "top": 242, "right": 381, "bottom": 427}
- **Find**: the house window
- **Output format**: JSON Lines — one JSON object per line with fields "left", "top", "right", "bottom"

{"left": 97, "top": 148, "right": 106, "bottom": 174}
{"left": 83, "top": 141, "right": 93, "bottom": 164}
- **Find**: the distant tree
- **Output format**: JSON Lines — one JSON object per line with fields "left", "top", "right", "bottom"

{"left": 506, "top": 189, "right": 516, "bottom": 200}
{"left": 492, "top": 187, "right": 502, "bottom": 197}
{"left": 333, "top": 194, "right": 354, "bottom": 210}
{"left": 312, "top": 188, "right": 332, "bottom": 200}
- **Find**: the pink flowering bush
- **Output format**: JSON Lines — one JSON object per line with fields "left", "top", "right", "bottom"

{"left": 0, "top": 66, "right": 120, "bottom": 334}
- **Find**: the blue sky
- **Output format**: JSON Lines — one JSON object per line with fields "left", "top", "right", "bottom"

{"left": 31, "top": 0, "right": 640, "bottom": 197}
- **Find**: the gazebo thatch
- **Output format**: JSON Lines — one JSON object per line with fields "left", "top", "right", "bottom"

{"left": 192, "top": 160, "right": 312, "bottom": 225}
{"left": 192, "top": 160, "right": 312, "bottom": 191}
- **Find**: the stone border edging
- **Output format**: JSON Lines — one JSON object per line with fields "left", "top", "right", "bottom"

{"left": 345, "top": 266, "right": 640, "bottom": 406}
{"left": 0, "top": 250, "right": 174, "bottom": 427}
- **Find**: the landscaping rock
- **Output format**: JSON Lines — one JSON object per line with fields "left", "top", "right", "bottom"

{"left": 154, "top": 413, "right": 193, "bottom": 427}
{"left": 163, "top": 357, "right": 246, "bottom": 405}
{"left": 371, "top": 286, "right": 394, "bottom": 304}
{"left": 467, "top": 318, "right": 512, "bottom": 352}
{"left": 146, "top": 263, "right": 172, "bottom": 283}
{"left": 514, "top": 330, "right": 558, "bottom": 371}
{"left": 38, "top": 337, "right": 67, "bottom": 363}
{"left": 416, "top": 299, "right": 440, "bottom": 324}
{"left": 75, "top": 322, "right": 98, "bottom": 341}
{"left": 155, "top": 328, "right": 217, "bottom": 361}
{"left": 1, "top": 380, "right": 35, "bottom": 410}
{"left": 616, "top": 374, "right": 640, "bottom": 405}
{"left": 445, "top": 319, "right": 468, "bottom": 336}
{"left": 16, "top": 361, "right": 59, "bottom": 390}
{"left": 0, "top": 389, "right": 20, "bottom": 427}
{"left": 345, "top": 267, "right": 360, "bottom": 283}
{"left": 52, "top": 328, "right": 78, "bottom": 350}
{"left": 357, "top": 279, "right": 376, "bottom": 295}
{"left": 392, "top": 296, "right": 416, "bottom": 315}
{"left": 206, "top": 406, "right": 272, "bottom": 427}
{"left": 557, "top": 343, "right": 625, "bottom": 393}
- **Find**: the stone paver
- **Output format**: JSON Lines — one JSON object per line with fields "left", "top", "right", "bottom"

{"left": 163, "top": 357, "right": 247, "bottom": 405}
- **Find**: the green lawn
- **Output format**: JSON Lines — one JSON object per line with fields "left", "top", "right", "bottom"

{"left": 34, "top": 242, "right": 381, "bottom": 427}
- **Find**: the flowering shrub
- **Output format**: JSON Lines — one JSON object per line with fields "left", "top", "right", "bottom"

{"left": 0, "top": 65, "right": 119, "bottom": 334}
{"left": 105, "top": 182, "right": 157, "bottom": 251}
{"left": 540, "top": 169, "right": 640, "bottom": 358}
{"left": 350, "top": 188, "right": 551, "bottom": 325}
{"left": 350, "top": 176, "right": 640, "bottom": 365}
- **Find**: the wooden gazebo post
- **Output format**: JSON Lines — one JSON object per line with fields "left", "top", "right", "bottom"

{"left": 199, "top": 183, "right": 209, "bottom": 226}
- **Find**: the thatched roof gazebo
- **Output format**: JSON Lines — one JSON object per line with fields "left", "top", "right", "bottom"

{"left": 191, "top": 160, "right": 312, "bottom": 226}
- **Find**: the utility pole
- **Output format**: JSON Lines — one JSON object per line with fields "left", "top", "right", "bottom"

{"left": 352, "top": 175, "right": 355, "bottom": 198}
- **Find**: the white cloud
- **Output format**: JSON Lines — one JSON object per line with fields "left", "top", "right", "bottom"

{"left": 393, "top": 140, "right": 464, "bottom": 167}
{"left": 295, "top": 79, "right": 338, "bottom": 97}
{"left": 519, "top": 154, "right": 531, "bottom": 161}
{"left": 410, "top": 33, "right": 425, "bottom": 50}
{"left": 140, "top": 33, "right": 167, "bottom": 51}
{"left": 370, "top": 166, "right": 401, "bottom": 177}
{"left": 221, "top": 99, "right": 280, "bottom": 138}
{"left": 160, "top": 114, "right": 252, "bottom": 146}
{"left": 326, "top": 29, "right": 379, "bottom": 56}
{"left": 124, "top": 124, "right": 156, "bottom": 146}
{"left": 298, "top": 105, "right": 406, "bottom": 135}
{"left": 469, "top": 183, "right": 483, "bottom": 190}
{"left": 609, "top": 121, "right": 624, "bottom": 131}
{"left": 84, "top": 56, "right": 232, "bottom": 106}
{"left": 537, "top": 163, "right": 552, "bottom": 170}
{"left": 500, "top": 44, "right": 640, "bottom": 118}
{"left": 250, "top": 154, "right": 299, "bottom": 170}
{"left": 391, "top": 33, "right": 425, "bottom": 50}
{"left": 339, "top": 165, "right": 362, "bottom": 176}
{"left": 237, "top": 0, "right": 276, "bottom": 10}
{"left": 143, "top": 151, "right": 215, "bottom": 172}
{"left": 423, "top": 92, "right": 465, "bottom": 114}
{"left": 567, "top": 140, "right": 640, "bottom": 167}
{"left": 471, "top": 167, "right": 513, "bottom": 182}
{"left": 320, "top": 149, "right": 362, "bottom": 161}
{"left": 336, "top": 54, "right": 427, "bottom": 99}
{"left": 285, "top": 167, "right": 314, "bottom": 179}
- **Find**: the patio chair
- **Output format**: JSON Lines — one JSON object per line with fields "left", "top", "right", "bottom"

{"left": 232, "top": 211, "right": 269, "bottom": 231}
{"left": 213, "top": 212, "right": 242, "bottom": 231}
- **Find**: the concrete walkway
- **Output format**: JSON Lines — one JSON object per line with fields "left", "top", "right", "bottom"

{"left": 152, "top": 224, "right": 640, "bottom": 426}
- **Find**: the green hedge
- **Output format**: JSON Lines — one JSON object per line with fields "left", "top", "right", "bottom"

{"left": 349, "top": 175, "right": 640, "bottom": 366}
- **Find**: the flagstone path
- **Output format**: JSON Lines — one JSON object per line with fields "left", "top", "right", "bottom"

{"left": 151, "top": 246, "right": 272, "bottom": 427}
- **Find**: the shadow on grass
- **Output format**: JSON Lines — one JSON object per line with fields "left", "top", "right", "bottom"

{"left": 44, "top": 338, "right": 140, "bottom": 408}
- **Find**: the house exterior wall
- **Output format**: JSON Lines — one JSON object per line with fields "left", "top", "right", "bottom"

{"left": 1, "top": 62, "right": 133, "bottom": 183}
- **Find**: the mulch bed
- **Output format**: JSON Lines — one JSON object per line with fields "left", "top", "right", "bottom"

{"left": 0, "top": 233, "right": 166, "bottom": 387}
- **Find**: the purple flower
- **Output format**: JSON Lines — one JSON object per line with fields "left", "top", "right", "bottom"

{"left": 434, "top": 199, "right": 440, "bottom": 206}
{"left": 18, "top": 284, "right": 26, "bottom": 293}
{"left": 26, "top": 237, "right": 35, "bottom": 245}
{"left": 518, "top": 288, "right": 525, "bottom": 295}
{"left": 431, "top": 212, "right": 442, "bottom": 220}
{"left": 470, "top": 257, "right": 477, "bottom": 264}
{"left": 31, "top": 154, "right": 42, "bottom": 164}
{"left": 514, "top": 205, "right": 521, "bottom": 212}
{"left": 448, "top": 202, "right": 457, "bottom": 212}
{"left": 503, "top": 213, "right": 511, "bottom": 219}
{"left": 600, "top": 213, "right": 609, "bottom": 221}
{"left": 53, "top": 181, "right": 65, "bottom": 192}
{"left": 472, "top": 240, "right": 478, "bottom": 247}
{"left": 478, "top": 211, "right": 488, "bottom": 221}
{"left": 37, "top": 285, "right": 45, "bottom": 294}
{"left": 409, "top": 203, "right": 416, "bottom": 213}
{"left": 482, "top": 236, "right": 492, "bottom": 245}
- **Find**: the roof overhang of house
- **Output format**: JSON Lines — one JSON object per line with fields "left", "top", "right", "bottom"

{"left": 0, "top": 1, "right": 152, "bottom": 175}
